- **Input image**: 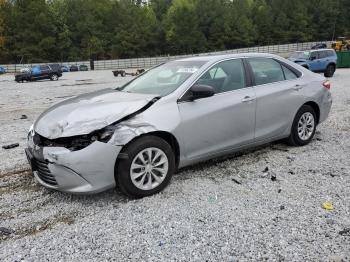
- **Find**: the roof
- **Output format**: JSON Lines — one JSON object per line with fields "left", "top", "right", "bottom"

{"left": 177, "top": 52, "right": 281, "bottom": 63}
{"left": 295, "top": 49, "right": 334, "bottom": 52}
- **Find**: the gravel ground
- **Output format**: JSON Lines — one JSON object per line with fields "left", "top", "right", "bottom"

{"left": 0, "top": 69, "right": 349, "bottom": 261}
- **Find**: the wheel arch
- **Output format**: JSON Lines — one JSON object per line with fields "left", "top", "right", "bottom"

{"left": 327, "top": 62, "right": 336, "bottom": 68}
{"left": 117, "top": 131, "right": 180, "bottom": 169}
{"left": 303, "top": 101, "right": 320, "bottom": 124}
{"left": 146, "top": 131, "right": 180, "bottom": 168}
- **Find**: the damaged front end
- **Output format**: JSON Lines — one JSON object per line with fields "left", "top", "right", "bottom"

{"left": 25, "top": 89, "right": 162, "bottom": 194}
{"left": 32, "top": 125, "right": 118, "bottom": 152}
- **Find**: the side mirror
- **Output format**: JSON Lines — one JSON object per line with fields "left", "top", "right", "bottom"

{"left": 310, "top": 56, "right": 317, "bottom": 61}
{"left": 190, "top": 84, "right": 215, "bottom": 101}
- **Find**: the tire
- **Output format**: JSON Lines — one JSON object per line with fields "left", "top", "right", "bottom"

{"left": 324, "top": 64, "right": 335, "bottom": 78}
{"left": 121, "top": 71, "right": 126, "bottom": 77}
{"left": 50, "top": 74, "right": 59, "bottom": 81}
{"left": 116, "top": 135, "right": 175, "bottom": 198}
{"left": 288, "top": 105, "right": 317, "bottom": 146}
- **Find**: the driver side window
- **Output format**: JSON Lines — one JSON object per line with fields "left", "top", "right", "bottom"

{"left": 195, "top": 59, "right": 246, "bottom": 94}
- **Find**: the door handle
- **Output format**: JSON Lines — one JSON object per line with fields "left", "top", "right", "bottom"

{"left": 293, "top": 84, "right": 303, "bottom": 91}
{"left": 241, "top": 96, "right": 255, "bottom": 103}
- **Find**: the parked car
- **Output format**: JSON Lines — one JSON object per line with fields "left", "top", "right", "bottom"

{"left": 311, "top": 43, "right": 327, "bottom": 49}
{"left": 0, "top": 66, "right": 6, "bottom": 74}
{"left": 288, "top": 49, "right": 337, "bottom": 77}
{"left": 113, "top": 68, "right": 145, "bottom": 77}
{"left": 61, "top": 65, "right": 69, "bottom": 72}
{"left": 25, "top": 53, "right": 332, "bottom": 197}
{"left": 69, "top": 65, "right": 79, "bottom": 72}
{"left": 15, "top": 64, "right": 62, "bottom": 82}
{"left": 79, "top": 64, "right": 89, "bottom": 71}
{"left": 20, "top": 67, "right": 30, "bottom": 73}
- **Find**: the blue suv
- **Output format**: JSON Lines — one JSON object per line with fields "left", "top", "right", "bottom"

{"left": 0, "top": 66, "right": 6, "bottom": 74}
{"left": 288, "top": 49, "right": 337, "bottom": 77}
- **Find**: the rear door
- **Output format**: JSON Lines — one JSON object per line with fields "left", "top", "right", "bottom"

{"left": 317, "top": 51, "right": 329, "bottom": 71}
{"left": 39, "top": 65, "right": 50, "bottom": 79}
{"left": 247, "top": 57, "right": 302, "bottom": 141}
{"left": 178, "top": 58, "right": 256, "bottom": 160}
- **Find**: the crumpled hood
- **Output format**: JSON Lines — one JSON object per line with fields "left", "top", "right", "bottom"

{"left": 34, "top": 89, "right": 158, "bottom": 139}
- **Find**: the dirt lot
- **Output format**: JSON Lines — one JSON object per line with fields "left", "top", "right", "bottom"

{"left": 0, "top": 69, "right": 349, "bottom": 261}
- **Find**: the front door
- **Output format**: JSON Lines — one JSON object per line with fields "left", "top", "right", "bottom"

{"left": 308, "top": 51, "right": 323, "bottom": 72}
{"left": 177, "top": 59, "right": 256, "bottom": 160}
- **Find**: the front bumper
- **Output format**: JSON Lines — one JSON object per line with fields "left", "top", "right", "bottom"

{"left": 26, "top": 138, "right": 122, "bottom": 194}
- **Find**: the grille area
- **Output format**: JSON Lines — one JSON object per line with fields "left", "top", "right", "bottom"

{"left": 33, "top": 159, "right": 58, "bottom": 186}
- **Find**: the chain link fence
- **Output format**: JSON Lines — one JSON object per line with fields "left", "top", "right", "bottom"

{"left": 1, "top": 41, "right": 331, "bottom": 73}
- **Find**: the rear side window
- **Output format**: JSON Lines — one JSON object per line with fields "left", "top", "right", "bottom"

{"left": 318, "top": 51, "right": 328, "bottom": 59}
{"left": 40, "top": 65, "right": 49, "bottom": 71}
{"left": 248, "top": 58, "right": 285, "bottom": 85}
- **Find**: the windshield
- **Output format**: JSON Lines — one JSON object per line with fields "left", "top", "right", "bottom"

{"left": 290, "top": 51, "right": 310, "bottom": 60}
{"left": 120, "top": 60, "right": 207, "bottom": 96}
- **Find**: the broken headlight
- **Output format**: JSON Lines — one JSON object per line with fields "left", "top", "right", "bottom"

{"left": 96, "top": 126, "right": 116, "bottom": 143}
{"left": 66, "top": 125, "right": 117, "bottom": 150}
{"left": 34, "top": 125, "right": 117, "bottom": 151}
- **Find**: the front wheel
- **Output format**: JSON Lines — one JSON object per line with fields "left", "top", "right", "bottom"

{"left": 324, "top": 64, "right": 335, "bottom": 78}
{"left": 116, "top": 136, "right": 175, "bottom": 198}
{"left": 288, "top": 105, "right": 317, "bottom": 146}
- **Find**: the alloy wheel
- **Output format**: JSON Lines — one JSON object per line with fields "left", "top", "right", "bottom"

{"left": 130, "top": 147, "right": 169, "bottom": 190}
{"left": 297, "top": 112, "right": 315, "bottom": 141}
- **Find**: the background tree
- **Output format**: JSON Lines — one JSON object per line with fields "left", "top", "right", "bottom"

{"left": 164, "top": 0, "right": 206, "bottom": 54}
{"left": 0, "top": 0, "right": 349, "bottom": 64}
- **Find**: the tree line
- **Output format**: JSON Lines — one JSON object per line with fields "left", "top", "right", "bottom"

{"left": 0, "top": 0, "right": 349, "bottom": 64}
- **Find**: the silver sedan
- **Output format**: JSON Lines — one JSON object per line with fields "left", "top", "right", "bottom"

{"left": 25, "top": 53, "right": 332, "bottom": 197}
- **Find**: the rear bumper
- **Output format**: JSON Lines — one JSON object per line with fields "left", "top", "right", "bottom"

{"left": 319, "top": 91, "right": 332, "bottom": 124}
{"left": 26, "top": 140, "right": 122, "bottom": 194}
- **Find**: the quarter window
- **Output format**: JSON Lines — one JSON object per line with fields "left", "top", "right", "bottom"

{"left": 326, "top": 50, "right": 335, "bottom": 57}
{"left": 195, "top": 59, "right": 246, "bottom": 94}
{"left": 282, "top": 65, "right": 298, "bottom": 80}
{"left": 248, "top": 58, "right": 285, "bottom": 85}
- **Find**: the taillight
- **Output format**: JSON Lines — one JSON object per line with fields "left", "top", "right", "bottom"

{"left": 323, "top": 80, "right": 331, "bottom": 90}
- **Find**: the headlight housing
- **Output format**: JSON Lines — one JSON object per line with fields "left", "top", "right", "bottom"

{"left": 33, "top": 125, "right": 117, "bottom": 151}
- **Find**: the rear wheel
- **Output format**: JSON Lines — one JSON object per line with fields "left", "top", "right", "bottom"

{"left": 116, "top": 136, "right": 175, "bottom": 198}
{"left": 288, "top": 105, "right": 316, "bottom": 146}
{"left": 324, "top": 64, "right": 335, "bottom": 77}
{"left": 50, "top": 74, "right": 59, "bottom": 81}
